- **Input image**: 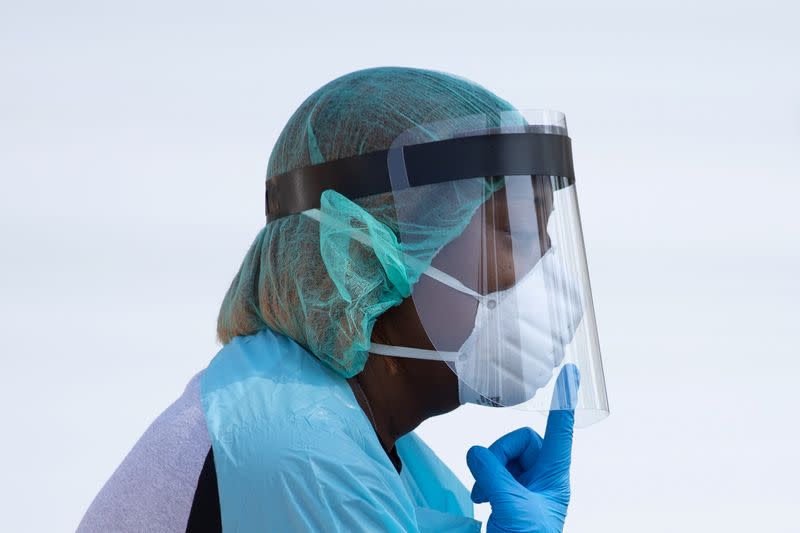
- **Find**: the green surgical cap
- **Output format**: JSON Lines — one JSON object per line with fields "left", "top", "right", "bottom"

{"left": 217, "top": 66, "right": 516, "bottom": 377}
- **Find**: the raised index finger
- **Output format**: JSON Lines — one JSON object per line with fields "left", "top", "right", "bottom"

{"left": 537, "top": 364, "right": 580, "bottom": 473}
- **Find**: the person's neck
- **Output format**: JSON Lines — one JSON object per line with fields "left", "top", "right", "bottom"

{"left": 346, "top": 353, "right": 460, "bottom": 461}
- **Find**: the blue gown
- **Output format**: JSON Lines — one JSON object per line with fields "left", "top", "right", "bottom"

{"left": 200, "top": 327, "right": 480, "bottom": 532}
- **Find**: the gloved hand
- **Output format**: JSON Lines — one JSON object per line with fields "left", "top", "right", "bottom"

{"left": 466, "top": 364, "right": 580, "bottom": 533}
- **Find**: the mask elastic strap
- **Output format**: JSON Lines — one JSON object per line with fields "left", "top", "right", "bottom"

{"left": 369, "top": 342, "right": 460, "bottom": 363}
{"left": 305, "top": 207, "right": 478, "bottom": 363}
{"left": 421, "top": 265, "right": 482, "bottom": 299}
{"left": 303, "top": 207, "right": 481, "bottom": 299}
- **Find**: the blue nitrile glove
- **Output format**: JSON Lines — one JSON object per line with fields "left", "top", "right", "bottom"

{"left": 466, "top": 364, "right": 580, "bottom": 533}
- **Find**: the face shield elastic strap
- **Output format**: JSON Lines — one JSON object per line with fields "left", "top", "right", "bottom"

{"left": 265, "top": 129, "right": 574, "bottom": 222}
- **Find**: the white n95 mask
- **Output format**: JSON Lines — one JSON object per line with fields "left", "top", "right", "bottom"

{"left": 370, "top": 245, "right": 584, "bottom": 408}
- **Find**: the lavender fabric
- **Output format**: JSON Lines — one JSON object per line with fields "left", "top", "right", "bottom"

{"left": 77, "top": 372, "right": 210, "bottom": 533}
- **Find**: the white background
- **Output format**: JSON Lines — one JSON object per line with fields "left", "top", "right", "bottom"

{"left": 1, "top": 1, "right": 798, "bottom": 531}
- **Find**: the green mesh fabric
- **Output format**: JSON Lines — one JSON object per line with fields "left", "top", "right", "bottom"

{"left": 217, "top": 67, "right": 516, "bottom": 377}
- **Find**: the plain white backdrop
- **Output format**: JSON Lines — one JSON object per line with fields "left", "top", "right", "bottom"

{"left": 1, "top": 1, "right": 798, "bottom": 531}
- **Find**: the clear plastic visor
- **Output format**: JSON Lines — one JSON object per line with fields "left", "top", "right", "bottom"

{"left": 387, "top": 110, "right": 608, "bottom": 427}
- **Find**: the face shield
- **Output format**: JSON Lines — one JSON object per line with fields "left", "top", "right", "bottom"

{"left": 266, "top": 109, "right": 608, "bottom": 427}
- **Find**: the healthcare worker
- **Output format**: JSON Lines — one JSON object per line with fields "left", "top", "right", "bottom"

{"left": 79, "top": 67, "right": 608, "bottom": 533}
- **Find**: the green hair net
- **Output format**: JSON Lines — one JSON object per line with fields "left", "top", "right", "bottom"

{"left": 217, "top": 67, "right": 516, "bottom": 377}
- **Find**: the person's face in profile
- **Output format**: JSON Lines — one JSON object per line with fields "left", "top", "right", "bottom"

{"left": 409, "top": 175, "right": 555, "bottom": 351}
